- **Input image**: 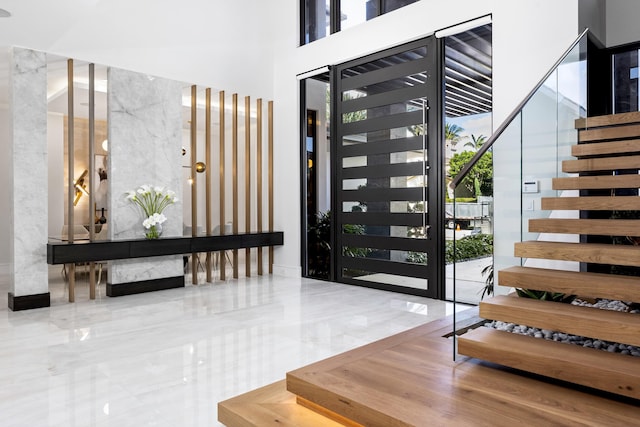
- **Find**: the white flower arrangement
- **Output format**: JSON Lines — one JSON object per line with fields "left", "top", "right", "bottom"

{"left": 125, "top": 185, "right": 177, "bottom": 239}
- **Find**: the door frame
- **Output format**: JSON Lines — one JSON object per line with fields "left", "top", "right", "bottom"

{"left": 329, "top": 36, "right": 445, "bottom": 298}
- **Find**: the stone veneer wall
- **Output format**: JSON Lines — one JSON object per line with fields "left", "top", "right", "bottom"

{"left": 107, "top": 67, "right": 184, "bottom": 285}
{"left": 9, "top": 47, "right": 49, "bottom": 306}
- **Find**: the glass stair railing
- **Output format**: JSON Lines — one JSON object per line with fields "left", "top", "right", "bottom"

{"left": 450, "top": 28, "right": 589, "bottom": 355}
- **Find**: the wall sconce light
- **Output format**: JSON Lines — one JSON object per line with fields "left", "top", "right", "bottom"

{"left": 183, "top": 161, "right": 205, "bottom": 185}
{"left": 102, "top": 139, "right": 108, "bottom": 151}
{"left": 73, "top": 169, "right": 89, "bottom": 206}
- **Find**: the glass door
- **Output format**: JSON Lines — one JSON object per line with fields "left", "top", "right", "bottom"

{"left": 333, "top": 37, "right": 443, "bottom": 298}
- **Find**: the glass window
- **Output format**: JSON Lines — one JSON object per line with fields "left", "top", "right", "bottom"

{"left": 304, "top": 0, "right": 331, "bottom": 44}
{"left": 383, "top": 0, "right": 419, "bottom": 13}
{"left": 302, "top": 0, "right": 421, "bottom": 45}
{"left": 613, "top": 49, "right": 639, "bottom": 113}
{"left": 341, "top": 0, "right": 378, "bottom": 31}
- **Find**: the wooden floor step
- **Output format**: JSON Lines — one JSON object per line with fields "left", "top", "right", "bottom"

{"left": 552, "top": 174, "right": 640, "bottom": 190}
{"left": 562, "top": 155, "right": 640, "bottom": 172}
{"left": 528, "top": 218, "right": 640, "bottom": 236}
{"left": 575, "top": 111, "right": 640, "bottom": 129}
{"left": 578, "top": 123, "right": 640, "bottom": 143}
{"left": 218, "top": 380, "right": 352, "bottom": 427}
{"left": 479, "top": 295, "right": 640, "bottom": 347}
{"left": 514, "top": 240, "right": 640, "bottom": 266}
{"left": 498, "top": 266, "right": 640, "bottom": 302}
{"left": 571, "top": 139, "right": 640, "bottom": 157}
{"left": 541, "top": 196, "right": 640, "bottom": 210}
{"left": 457, "top": 327, "right": 640, "bottom": 400}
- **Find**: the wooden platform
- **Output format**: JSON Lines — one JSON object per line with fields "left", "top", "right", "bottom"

{"left": 218, "top": 309, "right": 640, "bottom": 426}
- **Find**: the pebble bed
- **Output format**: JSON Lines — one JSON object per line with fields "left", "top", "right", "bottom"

{"left": 485, "top": 299, "right": 640, "bottom": 357}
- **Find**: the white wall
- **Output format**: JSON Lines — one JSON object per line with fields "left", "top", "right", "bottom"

{"left": 0, "top": 0, "right": 276, "bottom": 98}
{"left": 606, "top": 0, "right": 640, "bottom": 47}
{"left": 271, "top": 0, "right": 581, "bottom": 274}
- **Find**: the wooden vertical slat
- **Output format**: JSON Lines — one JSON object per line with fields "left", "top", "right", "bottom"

{"left": 257, "top": 98, "right": 263, "bottom": 275}
{"left": 232, "top": 94, "right": 239, "bottom": 279}
{"left": 205, "top": 88, "right": 212, "bottom": 283}
{"left": 219, "top": 91, "right": 226, "bottom": 280}
{"left": 191, "top": 85, "right": 198, "bottom": 284}
{"left": 67, "top": 58, "right": 75, "bottom": 302}
{"left": 88, "top": 63, "right": 96, "bottom": 299}
{"left": 268, "top": 100, "right": 274, "bottom": 274}
{"left": 245, "top": 96, "right": 251, "bottom": 277}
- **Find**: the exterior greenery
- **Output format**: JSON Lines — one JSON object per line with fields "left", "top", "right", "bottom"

{"left": 407, "top": 233, "right": 493, "bottom": 265}
{"left": 445, "top": 234, "right": 493, "bottom": 264}
{"left": 307, "top": 211, "right": 369, "bottom": 280}
{"left": 448, "top": 150, "right": 493, "bottom": 197}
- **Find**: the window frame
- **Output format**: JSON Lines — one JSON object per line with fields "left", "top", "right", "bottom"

{"left": 301, "top": 0, "right": 419, "bottom": 46}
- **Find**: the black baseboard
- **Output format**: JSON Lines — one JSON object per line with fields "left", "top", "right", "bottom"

{"left": 8, "top": 292, "right": 51, "bottom": 311}
{"left": 106, "top": 276, "right": 185, "bottom": 297}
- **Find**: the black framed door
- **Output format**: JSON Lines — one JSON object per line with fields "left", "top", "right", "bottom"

{"left": 332, "top": 37, "right": 444, "bottom": 298}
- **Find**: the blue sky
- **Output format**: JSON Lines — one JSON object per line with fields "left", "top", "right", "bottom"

{"left": 447, "top": 112, "right": 492, "bottom": 150}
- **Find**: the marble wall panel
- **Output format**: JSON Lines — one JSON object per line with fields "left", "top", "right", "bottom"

{"left": 9, "top": 47, "right": 48, "bottom": 297}
{"left": 108, "top": 68, "right": 184, "bottom": 284}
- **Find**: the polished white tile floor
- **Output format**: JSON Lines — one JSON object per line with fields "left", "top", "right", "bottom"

{"left": 0, "top": 267, "right": 466, "bottom": 427}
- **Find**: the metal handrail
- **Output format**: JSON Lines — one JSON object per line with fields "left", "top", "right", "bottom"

{"left": 450, "top": 27, "right": 589, "bottom": 189}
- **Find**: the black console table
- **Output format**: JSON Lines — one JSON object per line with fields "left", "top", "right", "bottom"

{"left": 47, "top": 231, "right": 283, "bottom": 297}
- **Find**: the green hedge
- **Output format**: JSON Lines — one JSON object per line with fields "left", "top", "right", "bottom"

{"left": 406, "top": 234, "right": 493, "bottom": 265}
{"left": 445, "top": 234, "right": 493, "bottom": 264}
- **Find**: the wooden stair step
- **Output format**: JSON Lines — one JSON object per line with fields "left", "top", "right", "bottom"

{"left": 528, "top": 218, "right": 640, "bottom": 236}
{"left": 578, "top": 123, "right": 640, "bottom": 142}
{"left": 562, "top": 155, "right": 640, "bottom": 172}
{"left": 457, "top": 327, "right": 640, "bottom": 400}
{"left": 479, "top": 295, "right": 640, "bottom": 347}
{"left": 218, "top": 380, "right": 352, "bottom": 427}
{"left": 571, "top": 139, "right": 640, "bottom": 157}
{"left": 541, "top": 196, "right": 640, "bottom": 210}
{"left": 514, "top": 240, "right": 640, "bottom": 266}
{"left": 575, "top": 111, "right": 640, "bottom": 129}
{"left": 552, "top": 174, "right": 640, "bottom": 190}
{"left": 498, "top": 266, "right": 640, "bottom": 302}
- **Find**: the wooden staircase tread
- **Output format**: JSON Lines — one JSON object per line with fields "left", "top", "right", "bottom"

{"left": 528, "top": 218, "right": 640, "bottom": 236}
{"left": 458, "top": 327, "right": 640, "bottom": 400}
{"left": 480, "top": 295, "right": 640, "bottom": 347}
{"left": 562, "top": 155, "right": 640, "bottom": 172}
{"left": 498, "top": 266, "right": 640, "bottom": 302}
{"left": 578, "top": 123, "right": 640, "bottom": 142}
{"left": 575, "top": 111, "right": 640, "bottom": 129}
{"left": 571, "top": 139, "right": 640, "bottom": 157}
{"left": 515, "top": 240, "right": 640, "bottom": 266}
{"left": 218, "top": 380, "right": 352, "bottom": 427}
{"left": 541, "top": 196, "right": 640, "bottom": 210}
{"left": 552, "top": 174, "right": 640, "bottom": 190}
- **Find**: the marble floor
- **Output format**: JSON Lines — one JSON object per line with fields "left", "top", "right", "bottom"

{"left": 0, "top": 266, "right": 469, "bottom": 427}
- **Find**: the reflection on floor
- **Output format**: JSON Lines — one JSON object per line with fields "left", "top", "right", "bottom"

{"left": 0, "top": 265, "right": 468, "bottom": 427}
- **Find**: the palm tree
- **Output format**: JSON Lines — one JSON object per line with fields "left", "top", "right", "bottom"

{"left": 445, "top": 123, "right": 464, "bottom": 148}
{"left": 464, "top": 134, "right": 487, "bottom": 151}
